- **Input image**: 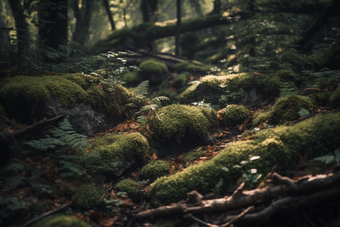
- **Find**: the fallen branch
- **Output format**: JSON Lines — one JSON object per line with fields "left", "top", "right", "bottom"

{"left": 136, "top": 170, "right": 340, "bottom": 220}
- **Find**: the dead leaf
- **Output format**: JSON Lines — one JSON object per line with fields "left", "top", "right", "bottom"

{"left": 99, "top": 217, "right": 116, "bottom": 227}
{"left": 152, "top": 153, "right": 157, "bottom": 160}
{"left": 89, "top": 210, "right": 102, "bottom": 220}
{"left": 76, "top": 212, "right": 84, "bottom": 219}
{"left": 109, "top": 190, "right": 118, "bottom": 199}
{"left": 117, "top": 196, "right": 134, "bottom": 207}
{"left": 83, "top": 216, "right": 91, "bottom": 224}
{"left": 199, "top": 157, "right": 207, "bottom": 160}
{"left": 67, "top": 180, "right": 81, "bottom": 190}
{"left": 170, "top": 165, "right": 175, "bottom": 175}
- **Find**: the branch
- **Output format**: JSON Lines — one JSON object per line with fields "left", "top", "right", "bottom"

{"left": 136, "top": 171, "right": 340, "bottom": 219}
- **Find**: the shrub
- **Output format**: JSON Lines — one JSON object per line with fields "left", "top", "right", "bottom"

{"left": 115, "top": 179, "right": 140, "bottom": 202}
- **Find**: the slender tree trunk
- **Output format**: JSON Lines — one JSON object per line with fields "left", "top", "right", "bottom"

{"left": 72, "top": 0, "right": 94, "bottom": 46}
{"left": 39, "top": 0, "right": 68, "bottom": 61}
{"left": 140, "top": 0, "right": 158, "bottom": 23}
{"left": 175, "top": 0, "right": 181, "bottom": 56}
{"left": 103, "top": 0, "right": 115, "bottom": 30}
{"left": 210, "top": 0, "right": 221, "bottom": 15}
{"left": 189, "top": 0, "right": 203, "bottom": 17}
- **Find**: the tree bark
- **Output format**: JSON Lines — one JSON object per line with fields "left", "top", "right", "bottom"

{"left": 39, "top": 0, "right": 68, "bottom": 52}
{"left": 296, "top": 0, "right": 340, "bottom": 49}
{"left": 175, "top": 0, "right": 182, "bottom": 56}
{"left": 72, "top": 0, "right": 94, "bottom": 46}
{"left": 189, "top": 0, "right": 203, "bottom": 17}
{"left": 103, "top": 0, "right": 115, "bottom": 30}
{"left": 140, "top": 0, "right": 158, "bottom": 23}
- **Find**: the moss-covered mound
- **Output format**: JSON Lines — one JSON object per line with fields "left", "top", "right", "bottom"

{"left": 32, "top": 215, "right": 90, "bottom": 227}
{"left": 139, "top": 59, "right": 168, "bottom": 83}
{"left": 219, "top": 104, "right": 250, "bottom": 126}
{"left": 180, "top": 73, "right": 280, "bottom": 105}
{"left": 173, "top": 62, "right": 207, "bottom": 73}
{"left": 253, "top": 95, "right": 312, "bottom": 126}
{"left": 148, "top": 112, "right": 340, "bottom": 206}
{"left": 148, "top": 104, "right": 217, "bottom": 144}
{"left": 329, "top": 86, "right": 340, "bottom": 107}
{"left": 140, "top": 160, "right": 171, "bottom": 182}
{"left": 74, "top": 185, "right": 104, "bottom": 209}
{"left": 115, "top": 179, "right": 140, "bottom": 202}
{"left": 173, "top": 73, "right": 188, "bottom": 88}
{"left": 90, "top": 133, "right": 151, "bottom": 175}
{"left": 276, "top": 70, "right": 298, "bottom": 82}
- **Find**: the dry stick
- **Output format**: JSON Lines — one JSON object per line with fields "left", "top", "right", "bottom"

{"left": 184, "top": 213, "right": 219, "bottom": 227}
{"left": 220, "top": 206, "right": 254, "bottom": 227}
{"left": 19, "top": 204, "right": 71, "bottom": 227}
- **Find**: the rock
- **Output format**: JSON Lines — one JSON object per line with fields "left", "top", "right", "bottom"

{"left": 37, "top": 97, "right": 117, "bottom": 136}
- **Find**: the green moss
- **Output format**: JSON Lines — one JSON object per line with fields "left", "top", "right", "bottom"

{"left": 173, "top": 62, "right": 207, "bottom": 72}
{"left": 74, "top": 185, "right": 105, "bottom": 209}
{"left": 182, "top": 150, "right": 205, "bottom": 163}
{"left": 329, "top": 86, "right": 340, "bottom": 107}
{"left": 220, "top": 104, "right": 250, "bottom": 126}
{"left": 276, "top": 70, "right": 298, "bottom": 82}
{"left": 123, "top": 70, "right": 141, "bottom": 87}
{"left": 173, "top": 73, "right": 188, "bottom": 88}
{"left": 90, "top": 133, "right": 150, "bottom": 174}
{"left": 139, "top": 59, "right": 168, "bottom": 82}
{"left": 115, "top": 179, "right": 140, "bottom": 202}
{"left": 31, "top": 215, "right": 90, "bottom": 227}
{"left": 148, "top": 104, "right": 217, "bottom": 144}
{"left": 154, "top": 218, "right": 175, "bottom": 227}
{"left": 253, "top": 95, "right": 312, "bottom": 125}
{"left": 148, "top": 112, "right": 340, "bottom": 206}
{"left": 140, "top": 160, "right": 171, "bottom": 182}
{"left": 154, "top": 89, "right": 179, "bottom": 104}
{"left": 0, "top": 74, "right": 95, "bottom": 119}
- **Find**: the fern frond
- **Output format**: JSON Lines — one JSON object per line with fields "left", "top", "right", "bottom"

{"left": 4, "top": 163, "right": 24, "bottom": 172}
{"left": 135, "top": 104, "right": 159, "bottom": 115}
{"left": 6, "top": 175, "right": 26, "bottom": 190}
{"left": 136, "top": 115, "right": 148, "bottom": 127}
{"left": 135, "top": 80, "right": 149, "bottom": 97}
{"left": 188, "top": 80, "right": 201, "bottom": 85}
{"left": 152, "top": 96, "right": 170, "bottom": 102}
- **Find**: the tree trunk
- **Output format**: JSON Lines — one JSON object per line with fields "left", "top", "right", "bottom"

{"left": 189, "top": 0, "right": 203, "bottom": 17}
{"left": 175, "top": 0, "right": 182, "bottom": 56}
{"left": 103, "top": 0, "right": 115, "bottom": 30}
{"left": 140, "top": 0, "right": 158, "bottom": 23}
{"left": 210, "top": 0, "right": 221, "bottom": 15}
{"left": 72, "top": 0, "right": 94, "bottom": 46}
{"left": 38, "top": 0, "right": 68, "bottom": 51}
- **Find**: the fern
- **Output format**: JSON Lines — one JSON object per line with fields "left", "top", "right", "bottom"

{"left": 6, "top": 175, "right": 26, "bottom": 191}
{"left": 135, "top": 104, "right": 159, "bottom": 116}
{"left": 314, "top": 148, "right": 340, "bottom": 164}
{"left": 135, "top": 80, "right": 149, "bottom": 98}
{"left": 152, "top": 96, "right": 170, "bottom": 102}
{"left": 279, "top": 81, "right": 298, "bottom": 98}
{"left": 136, "top": 115, "right": 148, "bottom": 127}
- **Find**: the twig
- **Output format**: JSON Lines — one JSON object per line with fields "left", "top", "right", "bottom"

{"left": 220, "top": 206, "right": 254, "bottom": 227}
{"left": 184, "top": 213, "right": 219, "bottom": 227}
{"left": 20, "top": 204, "right": 71, "bottom": 227}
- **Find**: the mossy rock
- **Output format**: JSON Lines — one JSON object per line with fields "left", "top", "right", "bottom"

{"left": 173, "top": 73, "right": 188, "bottom": 88}
{"left": 31, "top": 215, "right": 90, "bottom": 227}
{"left": 253, "top": 95, "right": 313, "bottom": 125}
{"left": 139, "top": 59, "right": 168, "bottom": 83}
{"left": 182, "top": 150, "right": 205, "bottom": 163}
{"left": 329, "top": 86, "right": 340, "bottom": 107}
{"left": 180, "top": 73, "right": 280, "bottom": 106}
{"left": 148, "top": 112, "right": 340, "bottom": 206}
{"left": 140, "top": 160, "right": 171, "bottom": 182}
{"left": 219, "top": 104, "right": 250, "bottom": 126}
{"left": 173, "top": 62, "right": 207, "bottom": 73}
{"left": 0, "top": 74, "right": 102, "bottom": 120}
{"left": 74, "top": 185, "right": 105, "bottom": 209}
{"left": 115, "top": 178, "right": 140, "bottom": 202}
{"left": 148, "top": 104, "right": 217, "bottom": 144}
{"left": 90, "top": 133, "right": 151, "bottom": 176}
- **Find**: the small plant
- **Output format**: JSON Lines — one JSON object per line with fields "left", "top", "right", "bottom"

{"left": 298, "top": 108, "right": 310, "bottom": 117}
{"left": 232, "top": 156, "right": 262, "bottom": 189}
{"left": 102, "top": 197, "right": 124, "bottom": 209}
{"left": 314, "top": 147, "right": 340, "bottom": 165}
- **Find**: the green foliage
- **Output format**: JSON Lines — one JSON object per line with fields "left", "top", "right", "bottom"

{"left": 0, "top": 196, "right": 26, "bottom": 225}
{"left": 232, "top": 156, "right": 262, "bottom": 189}
{"left": 298, "top": 108, "right": 309, "bottom": 117}
{"left": 148, "top": 104, "right": 217, "bottom": 144}
{"left": 74, "top": 185, "right": 105, "bottom": 210}
{"left": 102, "top": 197, "right": 124, "bottom": 209}
{"left": 329, "top": 86, "right": 340, "bottom": 108}
{"left": 173, "top": 73, "right": 188, "bottom": 88}
{"left": 149, "top": 112, "right": 340, "bottom": 206}
{"left": 31, "top": 215, "right": 90, "bottom": 227}
{"left": 173, "top": 62, "right": 207, "bottom": 73}
{"left": 182, "top": 150, "right": 205, "bottom": 163}
{"left": 220, "top": 104, "right": 250, "bottom": 127}
{"left": 276, "top": 70, "right": 298, "bottom": 82}
{"left": 252, "top": 95, "right": 312, "bottom": 125}
{"left": 140, "top": 160, "right": 171, "bottom": 182}
{"left": 115, "top": 179, "right": 140, "bottom": 203}
{"left": 138, "top": 59, "right": 168, "bottom": 82}
{"left": 314, "top": 147, "right": 340, "bottom": 165}
{"left": 279, "top": 81, "right": 298, "bottom": 98}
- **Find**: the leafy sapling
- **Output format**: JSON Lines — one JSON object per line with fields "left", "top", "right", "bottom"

{"left": 233, "top": 156, "right": 262, "bottom": 189}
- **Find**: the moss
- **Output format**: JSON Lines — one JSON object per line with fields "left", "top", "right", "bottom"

{"left": 31, "top": 215, "right": 90, "bottom": 227}
{"left": 139, "top": 59, "right": 168, "bottom": 82}
{"left": 173, "top": 62, "right": 207, "bottom": 72}
{"left": 154, "top": 218, "right": 175, "bottom": 227}
{"left": 182, "top": 150, "right": 205, "bottom": 163}
{"left": 276, "top": 70, "right": 298, "bottom": 82}
{"left": 148, "top": 112, "right": 340, "bottom": 206}
{"left": 148, "top": 104, "right": 217, "bottom": 144}
{"left": 253, "top": 95, "right": 312, "bottom": 125}
{"left": 115, "top": 179, "right": 140, "bottom": 202}
{"left": 154, "top": 89, "right": 179, "bottom": 104}
{"left": 220, "top": 104, "right": 250, "bottom": 126}
{"left": 74, "top": 185, "right": 105, "bottom": 209}
{"left": 0, "top": 74, "right": 97, "bottom": 120}
{"left": 123, "top": 70, "right": 141, "bottom": 87}
{"left": 173, "top": 73, "right": 188, "bottom": 88}
{"left": 90, "top": 133, "right": 150, "bottom": 174}
{"left": 329, "top": 87, "right": 340, "bottom": 108}
{"left": 140, "top": 160, "right": 171, "bottom": 182}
